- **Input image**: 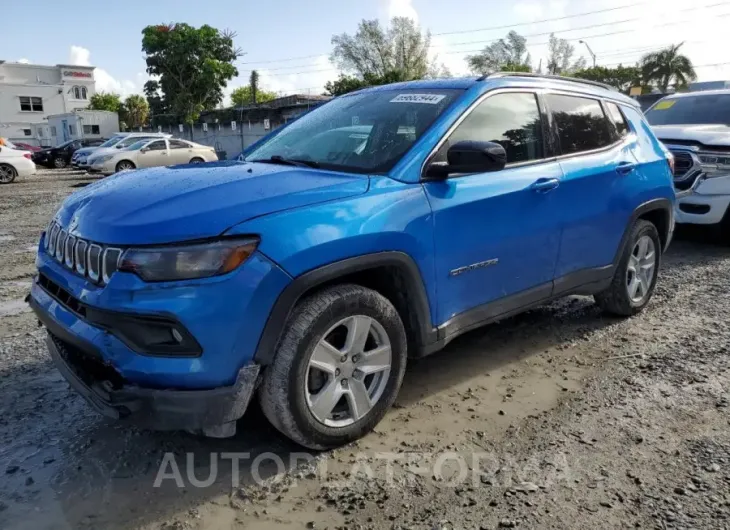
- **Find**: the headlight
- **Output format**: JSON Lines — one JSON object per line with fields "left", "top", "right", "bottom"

{"left": 118, "top": 238, "right": 259, "bottom": 282}
{"left": 699, "top": 155, "right": 730, "bottom": 178}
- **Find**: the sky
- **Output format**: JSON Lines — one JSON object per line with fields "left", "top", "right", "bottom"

{"left": 2, "top": 0, "right": 729, "bottom": 104}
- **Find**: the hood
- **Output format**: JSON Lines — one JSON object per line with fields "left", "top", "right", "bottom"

{"left": 652, "top": 124, "right": 730, "bottom": 147}
{"left": 74, "top": 147, "right": 99, "bottom": 157}
{"left": 86, "top": 147, "right": 120, "bottom": 160}
{"left": 55, "top": 162, "right": 369, "bottom": 245}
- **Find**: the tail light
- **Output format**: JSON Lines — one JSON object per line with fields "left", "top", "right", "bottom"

{"left": 666, "top": 151, "right": 675, "bottom": 175}
{"left": 23, "top": 153, "right": 32, "bottom": 160}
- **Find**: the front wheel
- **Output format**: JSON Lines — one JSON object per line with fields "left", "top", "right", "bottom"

{"left": 189, "top": 157, "right": 204, "bottom": 164}
{"left": 53, "top": 157, "right": 67, "bottom": 169}
{"left": 595, "top": 219, "right": 661, "bottom": 316}
{"left": 115, "top": 160, "right": 136, "bottom": 173}
{"left": 0, "top": 163, "right": 17, "bottom": 184}
{"left": 259, "top": 284, "right": 407, "bottom": 449}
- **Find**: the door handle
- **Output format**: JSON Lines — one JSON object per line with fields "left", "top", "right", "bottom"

{"left": 530, "top": 178, "right": 560, "bottom": 192}
{"left": 616, "top": 161, "right": 636, "bottom": 175}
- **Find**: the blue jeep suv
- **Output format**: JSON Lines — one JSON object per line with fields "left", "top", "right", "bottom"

{"left": 29, "top": 74, "right": 675, "bottom": 449}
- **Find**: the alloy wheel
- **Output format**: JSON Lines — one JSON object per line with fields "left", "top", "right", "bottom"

{"left": 626, "top": 235, "right": 656, "bottom": 303}
{"left": 305, "top": 315, "right": 392, "bottom": 427}
{"left": 0, "top": 164, "right": 16, "bottom": 184}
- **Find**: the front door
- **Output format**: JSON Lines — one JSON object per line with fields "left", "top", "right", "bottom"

{"left": 168, "top": 139, "right": 193, "bottom": 164}
{"left": 137, "top": 139, "right": 169, "bottom": 168}
{"left": 423, "top": 91, "right": 563, "bottom": 328}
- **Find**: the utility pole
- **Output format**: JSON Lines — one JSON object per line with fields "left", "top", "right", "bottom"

{"left": 579, "top": 40, "right": 597, "bottom": 68}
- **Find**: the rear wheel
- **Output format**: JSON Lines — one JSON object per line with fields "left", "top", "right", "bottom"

{"left": 595, "top": 220, "right": 661, "bottom": 316}
{"left": 259, "top": 284, "right": 407, "bottom": 449}
{"left": 115, "top": 160, "right": 136, "bottom": 172}
{"left": 0, "top": 163, "right": 17, "bottom": 184}
{"left": 53, "top": 157, "right": 67, "bottom": 169}
{"left": 189, "top": 157, "right": 204, "bottom": 164}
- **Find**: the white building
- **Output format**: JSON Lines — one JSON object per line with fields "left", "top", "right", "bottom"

{"left": 46, "top": 110, "right": 119, "bottom": 145}
{"left": 0, "top": 61, "right": 96, "bottom": 146}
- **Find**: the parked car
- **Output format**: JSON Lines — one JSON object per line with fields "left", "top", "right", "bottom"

{"left": 645, "top": 89, "right": 730, "bottom": 237}
{"left": 87, "top": 137, "right": 218, "bottom": 175}
{"left": 0, "top": 146, "right": 36, "bottom": 183}
{"left": 29, "top": 74, "right": 675, "bottom": 449}
{"left": 73, "top": 132, "right": 172, "bottom": 170}
{"left": 11, "top": 142, "right": 42, "bottom": 152}
{"left": 32, "top": 138, "right": 106, "bottom": 169}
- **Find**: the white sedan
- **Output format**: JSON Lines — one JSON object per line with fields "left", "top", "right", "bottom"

{"left": 88, "top": 138, "right": 218, "bottom": 176}
{"left": 0, "top": 145, "right": 36, "bottom": 184}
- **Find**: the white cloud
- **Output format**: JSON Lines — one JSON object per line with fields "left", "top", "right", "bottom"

{"left": 17, "top": 58, "right": 31, "bottom": 64}
{"left": 68, "top": 45, "right": 142, "bottom": 96}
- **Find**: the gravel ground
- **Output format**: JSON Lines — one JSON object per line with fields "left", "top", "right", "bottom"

{"left": 1, "top": 168, "right": 730, "bottom": 530}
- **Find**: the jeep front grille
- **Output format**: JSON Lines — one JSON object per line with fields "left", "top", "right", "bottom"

{"left": 43, "top": 220, "right": 123, "bottom": 285}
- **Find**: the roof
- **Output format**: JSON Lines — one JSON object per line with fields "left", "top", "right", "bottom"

{"left": 661, "top": 89, "right": 730, "bottom": 98}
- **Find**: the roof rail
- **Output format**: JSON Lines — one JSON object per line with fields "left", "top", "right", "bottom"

{"left": 479, "top": 72, "right": 617, "bottom": 92}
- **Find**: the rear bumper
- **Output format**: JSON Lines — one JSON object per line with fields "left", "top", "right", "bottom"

{"left": 33, "top": 295, "right": 260, "bottom": 432}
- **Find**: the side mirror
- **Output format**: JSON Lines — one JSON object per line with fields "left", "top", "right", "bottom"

{"left": 426, "top": 140, "right": 507, "bottom": 179}
{"left": 140, "top": 148, "right": 148, "bottom": 154}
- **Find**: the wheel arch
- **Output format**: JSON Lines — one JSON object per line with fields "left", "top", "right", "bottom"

{"left": 116, "top": 159, "right": 136, "bottom": 170}
{"left": 613, "top": 198, "right": 673, "bottom": 267}
{"left": 253, "top": 252, "right": 437, "bottom": 365}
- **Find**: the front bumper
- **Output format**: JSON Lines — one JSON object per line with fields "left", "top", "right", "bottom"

{"left": 41, "top": 320, "right": 259, "bottom": 432}
{"left": 675, "top": 174, "right": 730, "bottom": 225}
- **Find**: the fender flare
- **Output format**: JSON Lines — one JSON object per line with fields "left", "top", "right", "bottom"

{"left": 613, "top": 197, "right": 673, "bottom": 267}
{"left": 253, "top": 252, "right": 436, "bottom": 365}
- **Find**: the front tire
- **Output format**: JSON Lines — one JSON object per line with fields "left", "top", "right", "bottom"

{"left": 53, "top": 157, "right": 67, "bottom": 169}
{"left": 259, "top": 284, "right": 407, "bottom": 450}
{"left": 595, "top": 219, "right": 661, "bottom": 316}
{"left": 0, "top": 163, "right": 17, "bottom": 184}
{"left": 115, "top": 160, "right": 136, "bottom": 173}
{"left": 189, "top": 157, "right": 204, "bottom": 164}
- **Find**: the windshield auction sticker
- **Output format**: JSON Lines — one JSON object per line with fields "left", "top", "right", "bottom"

{"left": 653, "top": 100, "right": 676, "bottom": 110}
{"left": 390, "top": 94, "right": 446, "bottom": 104}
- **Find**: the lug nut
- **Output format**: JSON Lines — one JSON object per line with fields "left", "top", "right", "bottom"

{"left": 340, "top": 355, "right": 348, "bottom": 363}
{"left": 335, "top": 368, "right": 341, "bottom": 376}
{"left": 341, "top": 379, "right": 348, "bottom": 388}
{"left": 352, "top": 354, "right": 360, "bottom": 363}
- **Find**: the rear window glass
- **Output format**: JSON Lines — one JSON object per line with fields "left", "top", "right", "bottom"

{"left": 547, "top": 94, "right": 613, "bottom": 155}
{"left": 605, "top": 102, "right": 630, "bottom": 138}
{"left": 645, "top": 94, "right": 730, "bottom": 126}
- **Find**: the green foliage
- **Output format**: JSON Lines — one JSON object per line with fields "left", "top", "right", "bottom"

{"left": 330, "top": 17, "right": 446, "bottom": 79}
{"left": 323, "top": 69, "right": 413, "bottom": 97}
{"left": 571, "top": 65, "right": 642, "bottom": 93}
{"left": 546, "top": 34, "right": 586, "bottom": 75}
{"left": 639, "top": 43, "right": 697, "bottom": 92}
{"left": 122, "top": 94, "right": 150, "bottom": 130}
{"left": 88, "top": 91, "right": 122, "bottom": 112}
{"left": 230, "top": 85, "right": 277, "bottom": 107}
{"left": 141, "top": 23, "right": 242, "bottom": 125}
{"left": 466, "top": 31, "right": 532, "bottom": 75}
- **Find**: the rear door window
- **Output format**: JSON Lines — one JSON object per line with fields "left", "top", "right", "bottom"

{"left": 547, "top": 94, "right": 614, "bottom": 155}
{"left": 605, "top": 102, "right": 631, "bottom": 138}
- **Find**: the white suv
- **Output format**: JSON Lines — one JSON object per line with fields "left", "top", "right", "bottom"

{"left": 72, "top": 133, "right": 171, "bottom": 169}
{"left": 646, "top": 90, "right": 730, "bottom": 235}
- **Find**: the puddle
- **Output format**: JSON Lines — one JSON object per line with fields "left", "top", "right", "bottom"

{"left": 0, "top": 299, "right": 31, "bottom": 317}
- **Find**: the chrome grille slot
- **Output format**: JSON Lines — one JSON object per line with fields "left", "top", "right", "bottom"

{"left": 43, "top": 221, "right": 124, "bottom": 285}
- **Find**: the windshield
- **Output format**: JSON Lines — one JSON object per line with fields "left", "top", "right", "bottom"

{"left": 245, "top": 89, "right": 462, "bottom": 173}
{"left": 126, "top": 140, "right": 149, "bottom": 151}
{"left": 99, "top": 136, "right": 125, "bottom": 148}
{"left": 645, "top": 94, "right": 730, "bottom": 126}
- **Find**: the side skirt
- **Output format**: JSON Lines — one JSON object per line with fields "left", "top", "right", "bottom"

{"left": 416, "top": 265, "right": 614, "bottom": 358}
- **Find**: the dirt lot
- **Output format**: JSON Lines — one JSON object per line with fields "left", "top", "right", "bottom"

{"left": 2, "top": 169, "right": 730, "bottom": 530}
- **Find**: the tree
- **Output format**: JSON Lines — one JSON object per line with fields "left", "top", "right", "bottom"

{"left": 639, "top": 43, "right": 697, "bottom": 93}
{"left": 249, "top": 70, "right": 259, "bottom": 104}
{"left": 144, "top": 79, "right": 174, "bottom": 127}
{"left": 122, "top": 94, "right": 150, "bottom": 130}
{"left": 330, "top": 17, "right": 445, "bottom": 79}
{"left": 88, "top": 91, "right": 122, "bottom": 112}
{"left": 141, "top": 23, "right": 242, "bottom": 133}
{"left": 571, "top": 65, "right": 641, "bottom": 93}
{"left": 230, "top": 85, "right": 277, "bottom": 107}
{"left": 466, "top": 31, "right": 532, "bottom": 75}
{"left": 323, "top": 69, "right": 412, "bottom": 97}
{"left": 546, "top": 34, "right": 586, "bottom": 75}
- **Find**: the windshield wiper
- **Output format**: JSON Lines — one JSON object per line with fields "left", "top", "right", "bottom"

{"left": 249, "top": 155, "right": 320, "bottom": 169}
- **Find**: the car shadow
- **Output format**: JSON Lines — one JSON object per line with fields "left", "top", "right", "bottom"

{"left": 0, "top": 236, "right": 727, "bottom": 530}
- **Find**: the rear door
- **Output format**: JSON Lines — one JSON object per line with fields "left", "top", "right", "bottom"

{"left": 168, "top": 139, "right": 193, "bottom": 164}
{"left": 546, "top": 93, "right": 637, "bottom": 287}
{"left": 136, "top": 139, "right": 169, "bottom": 168}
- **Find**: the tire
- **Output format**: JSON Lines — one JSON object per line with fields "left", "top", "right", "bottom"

{"left": 595, "top": 219, "right": 661, "bottom": 316}
{"left": 259, "top": 284, "right": 407, "bottom": 450}
{"left": 115, "top": 160, "right": 136, "bottom": 172}
{"left": 0, "top": 163, "right": 17, "bottom": 184}
{"left": 189, "top": 157, "right": 204, "bottom": 164}
{"left": 53, "top": 157, "right": 67, "bottom": 169}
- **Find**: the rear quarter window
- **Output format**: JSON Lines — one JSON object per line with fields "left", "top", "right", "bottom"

{"left": 546, "top": 94, "right": 614, "bottom": 155}
{"left": 605, "top": 102, "right": 631, "bottom": 138}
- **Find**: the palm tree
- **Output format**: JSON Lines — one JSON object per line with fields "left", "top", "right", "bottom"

{"left": 640, "top": 43, "right": 697, "bottom": 93}
{"left": 122, "top": 95, "right": 150, "bottom": 131}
